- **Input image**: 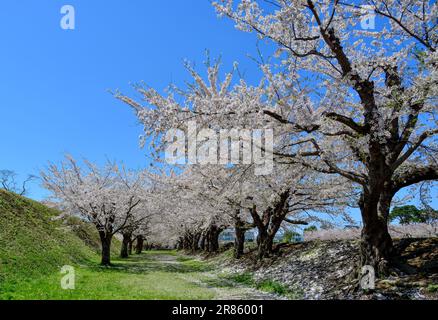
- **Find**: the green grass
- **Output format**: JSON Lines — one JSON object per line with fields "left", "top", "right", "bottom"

{"left": 0, "top": 251, "right": 215, "bottom": 300}
{"left": 0, "top": 190, "right": 287, "bottom": 300}
{"left": 0, "top": 190, "right": 216, "bottom": 300}
{"left": 0, "top": 190, "right": 218, "bottom": 299}
{"left": 0, "top": 190, "right": 96, "bottom": 283}
{"left": 222, "top": 272, "right": 303, "bottom": 298}
{"left": 64, "top": 216, "right": 121, "bottom": 256}
{"left": 176, "top": 255, "right": 192, "bottom": 262}
{"left": 427, "top": 284, "right": 438, "bottom": 293}
{"left": 0, "top": 189, "right": 121, "bottom": 298}
{"left": 257, "top": 279, "right": 302, "bottom": 299}
{"left": 227, "top": 272, "right": 255, "bottom": 286}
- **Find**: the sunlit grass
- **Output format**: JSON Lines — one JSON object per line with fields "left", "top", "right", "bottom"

{"left": 0, "top": 252, "right": 215, "bottom": 300}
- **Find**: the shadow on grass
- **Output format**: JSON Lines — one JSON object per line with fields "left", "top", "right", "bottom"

{"left": 84, "top": 251, "right": 213, "bottom": 275}
{"left": 202, "top": 277, "right": 238, "bottom": 288}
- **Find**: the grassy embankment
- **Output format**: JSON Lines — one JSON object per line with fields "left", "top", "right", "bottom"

{"left": 0, "top": 190, "right": 216, "bottom": 299}
{"left": 0, "top": 190, "right": 222, "bottom": 299}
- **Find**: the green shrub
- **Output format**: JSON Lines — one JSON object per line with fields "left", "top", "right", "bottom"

{"left": 228, "top": 272, "right": 255, "bottom": 286}
{"left": 427, "top": 284, "right": 438, "bottom": 293}
{"left": 256, "top": 279, "right": 287, "bottom": 295}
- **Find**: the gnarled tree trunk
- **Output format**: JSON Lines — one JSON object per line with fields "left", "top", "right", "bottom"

{"left": 206, "top": 225, "right": 223, "bottom": 253}
{"left": 191, "top": 232, "right": 201, "bottom": 252}
{"left": 177, "top": 237, "right": 183, "bottom": 250}
{"left": 182, "top": 235, "right": 189, "bottom": 250}
{"left": 120, "top": 232, "right": 131, "bottom": 258}
{"left": 199, "top": 233, "right": 206, "bottom": 251}
{"left": 128, "top": 239, "right": 134, "bottom": 255}
{"left": 99, "top": 231, "right": 113, "bottom": 266}
{"left": 359, "top": 189, "right": 394, "bottom": 275}
{"left": 256, "top": 220, "right": 282, "bottom": 259}
{"left": 256, "top": 228, "right": 271, "bottom": 259}
{"left": 251, "top": 191, "right": 290, "bottom": 259}
{"left": 135, "top": 235, "right": 144, "bottom": 254}
{"left": 234, "top": 222, "right": 245, "bottom": 259}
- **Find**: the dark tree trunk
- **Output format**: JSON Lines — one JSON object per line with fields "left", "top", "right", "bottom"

{"left": 192, "top": 233, "right": 201, "bottom": 252}
{"left": 234, "top": 221, "right": 245, "bottom": 259}
{"left": 120, "top": 233, "right": 131, "bottom": 258}
{"left": 256, "top": 228, "right": 271, "bottom": 259}
{"left": 128, "top": 239, "right": 133, "bottom": 255}
{"left": 182, "top": 234, "right": 193, "bottom": 250}
{"left": 177, "top": 238, "right": 183, "bottom": 250}
{"left": 359, "top": 190, "right": 394, "bottom": 275}
{"left": 186, "top": 234, "right": 192, "bottom": 250}
{"left": 266, "top": 213, "right": 284, "bottom": 253}
{"left": 99, "top": 231, "right": 113, "bottom": 266}
{"left": 207, "top": 225, "right": 222, "bottom": 253}
{"left": 252, "top": 208, "right": 271, "bottom": 259}
{"left": 257, "top": 221, "right": 284, "bottom": 258}
{"left": 199, "top": 233, "right": 206, "bottom": 251}
{"left": 204, "top": 236, "right": 210, "bottom": 252}
{"left": 183, "top": 234, "right": 192, "bottom": 250}
{"left": 135, "top": 235, "right": 144, "bottom": 254}
{"left": 251, "top": 194, "right": 288, "bottom": 260}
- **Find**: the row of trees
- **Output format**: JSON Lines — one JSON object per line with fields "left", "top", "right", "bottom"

{"left": 41, "top": 157, "right": 161, "bottom": 265}
{"left": 114, "top": 0, "right": 437, "bottom": 275}
{"left": 39, "top": 1, "right": 437, "bottom": 279}
{"left": 146, "top": 164, "right": 354, "bottom": 259}
{"left": 37, "top": 153, "right": 436, "bottom": 269}
{"left": 39, "top": 155, "right": 353, "bottom": 265}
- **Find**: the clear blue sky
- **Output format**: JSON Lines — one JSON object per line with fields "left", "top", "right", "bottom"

{"left": 0, "top": 0, "right": 263, "bottom": 200}
{"left": 0, "top": 1, "right": 435, "bottom": 224}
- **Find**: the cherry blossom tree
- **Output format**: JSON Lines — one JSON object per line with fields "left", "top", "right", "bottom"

{"left": 139, "top": 156, "right": 352, "bottom": 258}
{"left": 119, "top": 183, "right": 159, "bottom": 258}
{"left": 210, "top": 0, "right": 437, "bottom": 273}
{"left": 115, "top": 0, "right": 437, "bottom": 274}
{"left": 115, "top": 61, "right": 353, "bottom": 259}
{"left": 246, "top": 170, "right": 352, "bottom": 258}
{"left": 41, "top": 156, "right": 149, "bottom": 265}
{"left": 156, "top": 167, "right": 230, "bottom": 253}
{"left": 120, "top": 215, "right": 150, "bottom": 258}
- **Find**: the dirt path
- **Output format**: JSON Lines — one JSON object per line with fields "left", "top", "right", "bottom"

{"left": 147, "top": 252, "right": 281, "bottom": 300}
{"left": 2, "top": 250, "right": 283, "bottom": 300}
